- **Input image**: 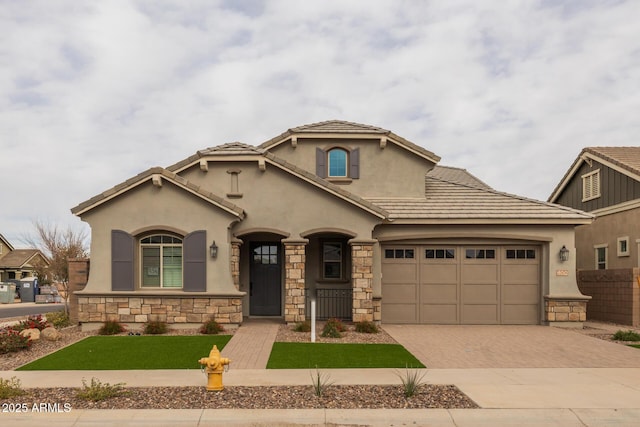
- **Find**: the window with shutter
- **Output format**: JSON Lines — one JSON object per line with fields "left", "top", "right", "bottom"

{"left": 582, "top": 169, "right": 601, "bottom": 201}
{"left": 316, "top": 147, "right": 360, "bottom": 180}
{"left": 112, "top": 230, "right": 134, "bottom": 291}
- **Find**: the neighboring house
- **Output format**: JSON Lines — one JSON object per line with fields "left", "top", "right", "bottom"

{"left": 0, "top": 233, "right": 49, "bottom": 282}
{"left": 71, "top": 120, "right": 592, "bottom": 328}
{"left": 549, "top": 147, "right": 640, "bottom": 325}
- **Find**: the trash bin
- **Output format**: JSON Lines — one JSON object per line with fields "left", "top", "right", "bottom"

{"left": 18, "top": 278, "right": 37, "bottom": 303}
{"left": 0, "top": 283, "right": 16, "bottom": 304}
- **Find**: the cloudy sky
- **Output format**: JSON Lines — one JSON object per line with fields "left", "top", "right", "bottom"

{"left": 2, "top": 0, "right": 639, "bottom": 247}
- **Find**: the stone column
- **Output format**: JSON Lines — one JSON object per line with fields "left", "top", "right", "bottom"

{"left": 283, "top": 238, "right": 308, "bottom": 323}
{"left": 230, "top": 239, "right": 242, "bottom": 291}
{"left": 350, "top": 239, "right": 375, "bottom": 322}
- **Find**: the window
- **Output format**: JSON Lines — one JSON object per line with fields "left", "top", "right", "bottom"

{"left": 328, "top": 149, "right": 348, "bottom": 177}
{"left": 617, "top": 237, "right": 629, "bottom": 257}
{"left": 384, "top": 249, "right": 415, "bottom": 259}
{"left": 141, "top": 234, "right": 183, "bottom": 288}
{"left": 323, "top": 241, "right": 343, "bottom": 279}
{"left": 582, "top": 169, "right": 601, "bottom": 201}
{"left": 253, "top": 244, "right": 278, "bottom": 264}
{"left": 316, "top": 147, "right": 359, "bottom": 179}
{"left": 425, "top": 248, "right": 455, "bottom": 259}
{"left": 595, "top": 245, "right": 607, "bottom": 270}
{"left": 506, "top": 249, "right": 536, "bottom": 259}
{"left": 465, "top": 248, "right": 495, "bottom": 259}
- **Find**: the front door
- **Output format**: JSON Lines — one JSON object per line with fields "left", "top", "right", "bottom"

{"left": 250, "top": 243, "right": 281, "bottom": 316}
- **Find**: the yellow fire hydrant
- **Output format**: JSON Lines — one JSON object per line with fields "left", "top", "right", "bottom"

{"left": 198, "top": 345, "right": 231, "bottom": 391}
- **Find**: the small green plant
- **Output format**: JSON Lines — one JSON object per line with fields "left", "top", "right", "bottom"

{"left": 144, "top": 320, "right": 168, "bottom": 335}
{"left": 396, "top": 366, "right": 427, "bottom": 398}
{"left": 98, "top": 320, "right": 125, "bottom": 336}
{"left": 321, "top": 318, "right": 345, "bottom": 338}
{"left": 293, "top": 320, "right": 311, "bottom": 332}
{"left": 613, "top": 330, "right": 640, "bottom": 341}
{"left": 12, "top": 314, "right": 50, "bottom": 332}
{"left": 46, "top": 310, "right": 71, "bottom": 328}
{"left": 0, "top": 376, "right": 26, "bottom": 398}
{"left": 76, "top": 377, "right": 129, "bottom": 401}
{"left": 200, "top": 317, "right": 224, "bottom": 335}
{"left": 0, "top": 329, "right": 32, "bottom": 354}
{"left": 310, "top": 366, "right": 334, "bottom": 397}
{"left": 355, "top": 320, "right": 379, "bottom": 334}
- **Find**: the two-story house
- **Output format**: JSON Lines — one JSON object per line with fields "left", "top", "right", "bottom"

{"left": 71, "top": 120, "right": 592, "bottom": 328}
{"left": 549, "top": 147, "right": 640, "bottom": 325}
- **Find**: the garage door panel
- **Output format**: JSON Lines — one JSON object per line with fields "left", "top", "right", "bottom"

{"left": 382, "top": 304, "right": 417, "bottom": 323}
{"left": 462, "top": 304, "right": 499, "bottom": 324}
{"left": 462, "top": 265, "right": 498, "bottom": 283}
{"left": 502, "top": 264, "right": 539, "bottom": 283}
{"left": 383, "top": 283, "right": 417, "bottom": 303}
{"left": 420, "top": 264, "right": 457, "bottom": 284}
{"left": 421, "top": 304, "right": 457, "bottom": 324}
{"left": 503, "top": 284, "right": 538, "bottom": 302}
{"left": 463, "top": 284, "right": 498, "bottom": 303}
{"left": 383, "top": 264, "right": 417, "bottom": 283}
{"left": 421, "top": 284, "right": 457, "bottom": 301}
{"left": 502, "top": 304, "right": 538, "bottom": 324}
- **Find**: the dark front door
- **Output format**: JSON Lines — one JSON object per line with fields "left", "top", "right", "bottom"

{"left": 250, "top": 243, "right": 281, "bottom": 316}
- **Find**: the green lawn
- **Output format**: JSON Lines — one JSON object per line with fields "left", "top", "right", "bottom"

{"left": 17, "top": 335, "right": 232, "bottom": 370}
{"left": 630, "top": 345, "right": 640, "bottom": 349}
{"left": 266, "top": 342, "right": 425, "bottom": 369}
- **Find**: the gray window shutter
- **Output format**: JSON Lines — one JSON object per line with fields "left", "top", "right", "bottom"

{"left": 316, "top": 147, "right": 326, "bottom": 178}
{"left": 112, "top": 230, "right": 134, "bottom": 291}
{"left": 350, "top": 148, "right": 360, "bottom": 179}
{"left": 183, "top": 230, "right": 206, "bottom": 292}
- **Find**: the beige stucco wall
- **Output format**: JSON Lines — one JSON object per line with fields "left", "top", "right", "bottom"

{"left": 266, "top": 138, "right": 434, "bottom": 198}
{"left": 575, "top": 208, "right": 640, "bottom": 270}
{"left": 80, "top": 179, "right": 241, "bottom": 294}
{"left": 373, "top": 223, "right": 583, "bottom": 300}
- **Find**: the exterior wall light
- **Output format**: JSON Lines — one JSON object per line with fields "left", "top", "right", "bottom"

{"left": 210, "top": 241, "right": 218, "bottom": 259}
{"left": 559, "top": 245, "right": 569, "bottom": 262}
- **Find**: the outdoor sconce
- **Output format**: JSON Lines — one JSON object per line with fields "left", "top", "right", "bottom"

{"left": 210, "top": 241, "right": 218, "bottom": 259}
{"left": 559, "top": 245, "right": 569, "bottom": 262}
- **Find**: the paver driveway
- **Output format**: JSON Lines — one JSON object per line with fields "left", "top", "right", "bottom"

{"left": 384, "top": 324, "right": 640, "bottom": 368}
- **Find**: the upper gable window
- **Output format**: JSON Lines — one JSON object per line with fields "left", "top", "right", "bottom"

{"left": 316, "top": 147, "right": 359, "bottom": 180}
{"left": 582, "top": 169, "right": 601, "bottom": 202}
{"left": 328, "top": 149, "right": 348, "bottom": 177}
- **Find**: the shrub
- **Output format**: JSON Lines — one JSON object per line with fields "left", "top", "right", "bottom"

{"left": 144, "top": 320, "right": 168, "bottom": 335}
{"left": 76, "top": 377, "right": 129, "bottom": 401}
{"left": 321, "top": 318, "right": 345, "bottom": 338}
{"left": 310, "top": 366, "right": 334, "bottom": 397}
{"left": 200, "top": 318, "right": 224, "bottom": 335}
{"left": 355, "top": 321, "right": 379, "bottom": 334}
{"left": 613, "top": 330, "right": 640, "bottom": 341}
{"left": 12, "top": 314, "right": 50, "bottom": 332}
{"left": 46, "top": 310, "right": 71, "bottom": 328}
{"left": 293, "top": 321, "right": 311, "bottom": 332}
{"left": 0, "top": 329, "right": 32, "bottom": 354}
{"left": 396, "top": 366, "right": 427, "bottom": 398}
{"left": 98, "top": 320, "right": 125, "bottom": 336}
{"left": 0, "top": 376, "right": 26, "bottom": 398}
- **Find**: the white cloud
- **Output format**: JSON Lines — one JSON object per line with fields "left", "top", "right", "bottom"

{"left": 1, "top": 0, "right": 639, "bottom": 245}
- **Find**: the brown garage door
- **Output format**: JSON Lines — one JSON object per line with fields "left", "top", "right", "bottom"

{"left": 382, "top": 245, "right": 540, "bottom": 324}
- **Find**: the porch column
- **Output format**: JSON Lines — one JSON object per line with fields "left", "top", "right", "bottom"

{"left": 283, "top": 238, "right": 308, "bottom": 323}
{"left": 230, "top": 238, "right": 242, "bottom": 291}
{"left": 350, "top": 239, "right": 376, "bottom": 322}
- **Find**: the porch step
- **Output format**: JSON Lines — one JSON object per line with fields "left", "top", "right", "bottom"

{"left": 221, "top": 319, "right": 280, "bottom": 369}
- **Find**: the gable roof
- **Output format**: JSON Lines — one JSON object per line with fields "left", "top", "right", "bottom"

{"left": 259, "top": 120, "right": 441, "bottom": 164}
{"left": 0, "top": 233, "right": 15, "bottom": 253}
{"left": 0, "top": 249, "right": 48, "bottom": 269}
{"left": 367, "top": 175, "right": 593, "bottom": 224}
{"left": 71, "top": 167, "right": 245, "bottom": 219}
{"left": 549, "top": 147, "right": 640, "bottom": 202}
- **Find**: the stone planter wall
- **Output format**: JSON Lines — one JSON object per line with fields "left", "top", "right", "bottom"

{"left": 77, "top": 295, "right": 243, "bottom": 326}
{"left": 544, "top": 296, "right": 589, "bottom": 327}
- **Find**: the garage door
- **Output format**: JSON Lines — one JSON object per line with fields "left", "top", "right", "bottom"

{"left": 382, "top": 245, "right": 540, "bottom": 324}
